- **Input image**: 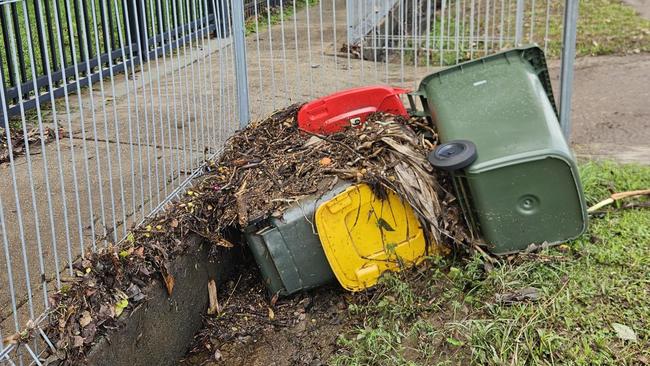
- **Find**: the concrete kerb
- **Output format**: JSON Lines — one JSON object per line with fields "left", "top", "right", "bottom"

{"left": 60, "top": 236, "right": 238, "bottom": 366}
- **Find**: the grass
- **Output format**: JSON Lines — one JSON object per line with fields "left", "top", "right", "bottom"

{"left": 0, "top": 0, "right": 128, "bottom": 82}
{"left": 415, "top": 0, "right": 650, "bottom": 66}
{"left": 0, "top": 0, "right": 208, "bottom": 89}
{"left": 332, "top": 161, "right": 650, "bottom": 365}
{"left": 543, "top": 0, "right": 650, "bottom": 57}
{"left": 244, "top": 0, "right": 318, "bottom": 36}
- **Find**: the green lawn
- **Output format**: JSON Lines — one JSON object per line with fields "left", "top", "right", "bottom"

{"left": 244, "top": 0, "right": 318, "bottom": 36}
{"left": 420, "top": 0, "right": 650, "bottom": 65}
{"left": 543, "top": 0, "right": 650, "bottom": 57}
{"left": 333, "top": 161, "right": 650, "bottom": 366}
{"left": 0, "top": 0, "right": 206, "bottom": 87}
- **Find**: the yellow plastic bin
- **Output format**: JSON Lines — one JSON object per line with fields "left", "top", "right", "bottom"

{"left": 315, "top": 184, "right": 435, "bottom": 291}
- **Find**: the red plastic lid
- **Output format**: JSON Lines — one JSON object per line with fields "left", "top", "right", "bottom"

{"left": 297, "top": 85, "right": 409, "bottom": 134}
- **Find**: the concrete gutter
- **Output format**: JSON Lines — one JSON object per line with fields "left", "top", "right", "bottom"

{"left": 83, "top": 236, "right": 237, "bottom": 366}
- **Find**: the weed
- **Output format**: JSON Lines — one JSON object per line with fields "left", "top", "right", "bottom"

{"left": 244, "top": 0, "right": 318, "bottom": 36}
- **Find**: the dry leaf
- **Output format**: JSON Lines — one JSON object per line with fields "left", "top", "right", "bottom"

{"left": 319, "top": 157, "right": 332, "bottom": 166}
{"left": 217, "top": 238, "right": 235, "bottom": 248}
{"left": 162, "top": 272, "right": 175, "bottom": 296}
{"left": 133, "top": 246, "right": 145, "bottom": 258}
{"left": 612, "top": 323, "right": 637, "bottom": 341}
{"left": 72, "top": 336, "right": 84, "bottom": 348}
{"left": 268, "top": 307, "right": 275, "bottom": 320}
{"left": 79, "top": 311, "right": 92, "bottom": 328}
{"left": 2, "top": 333, "right": 21, "bottom": 345}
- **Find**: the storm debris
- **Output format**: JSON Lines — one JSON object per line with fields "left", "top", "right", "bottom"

{"left": 38, "top": 104, "right": 470, "bottom": 364}
{"left": 0, "top": 125, "right": 63, "bottom": 164}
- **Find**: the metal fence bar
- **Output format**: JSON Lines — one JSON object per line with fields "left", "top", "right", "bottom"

{"left": 306, "top": 0, "right": 314, "bottom": 97}
{"left": 3, "top": 3, "right": 38, "bottom": 322}
{"left": 20, "top": 0, "right": 57, "bottom": 311}
{"left": 515, "top": 0, "right": 524, "bottom": 45}
{"left": 232, "top": 0, "right": 250, "bottom": 126}
{"left": 81, "top": 2, "right": 116, "bottom": 246}
{"left": 279, "top": 0, "right": 290, "bottom": 102}
{"left": 31, "top": 0, "right": 71, "bottom": 292}
{"left": 559, "top": 0, "right": 579, "bottom": 138}
{"left": 265, "top": 0, "right": 277, "bottom": 109}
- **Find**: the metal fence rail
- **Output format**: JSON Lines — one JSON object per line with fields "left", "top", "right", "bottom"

{"left": 0, "top": 0, "right": 234, "bottom": 119}
{"left": 0, "top": 0, "right": 578, "bottom": 363}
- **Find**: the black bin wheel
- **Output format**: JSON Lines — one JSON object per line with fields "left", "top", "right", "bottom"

{"left": 427, "top": 140, "right": 478, "bottom": 171}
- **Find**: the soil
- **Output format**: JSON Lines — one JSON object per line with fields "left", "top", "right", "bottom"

{"left": 182, "top": 262, "right": 351, "bottom": 366}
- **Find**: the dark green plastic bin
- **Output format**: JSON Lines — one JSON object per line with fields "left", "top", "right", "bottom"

{"left": 411, "top": 46, "right": 588, "bottom": 254}
{"left": 244, "top": 183, "right": 351, "bottom": 296}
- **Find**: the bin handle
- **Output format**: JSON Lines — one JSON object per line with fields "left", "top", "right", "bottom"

{"left": 406, "top": 91, "right": 431, "bottom": 118}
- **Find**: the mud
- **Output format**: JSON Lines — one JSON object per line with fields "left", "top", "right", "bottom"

{"left": 182, "top": 262, "right": 351, "bottom": 366}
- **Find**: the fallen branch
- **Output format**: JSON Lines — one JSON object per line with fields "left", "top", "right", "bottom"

{"left": 587, "top": 189, "right": 650, "bottom": 213}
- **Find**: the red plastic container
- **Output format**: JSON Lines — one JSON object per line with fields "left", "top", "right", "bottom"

{"left": 297, "top": 86, "right": 409, "bottom": 134}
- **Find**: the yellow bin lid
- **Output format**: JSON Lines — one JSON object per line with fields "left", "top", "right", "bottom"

{"left": 315, "top": 184, "right": 427, "bottom": 292}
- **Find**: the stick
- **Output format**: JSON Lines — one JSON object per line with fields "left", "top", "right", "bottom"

{"left": 300, "top": 129, "right": 365, "bottom": 159}
{"left": 587, "top": 189, "right": 650, "bottom": 213}
{"left": 207, "top": 279, "right": 220, "bottom": 315}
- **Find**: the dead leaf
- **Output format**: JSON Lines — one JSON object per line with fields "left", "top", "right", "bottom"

{"left": 170, "top": 218, "right": 179, "bottom": 228}
{"left": 268, "top": 307, "right": 275, "bottom": 320}
{"left": 72, "top": 336, "right": 84, "bottom": 348}
{"left": 303, "top": 135, "right": 324, "bottom": 147}
{"left": 2, "top": 333, "right": 21, "bottom": 345}
{"left": 376, "top": 218, "right": 396, "bottom": 232}
{"left": 496, "top": 287, "right": 541, "bottom": 305}
{"left": 216, "top": 238, "right": 235, "bottom": 248}
{"left": 319, "top": 157, "right": 332, "bottom": 166}
{"left": 162, "top": 271, "right": 175, "bottom": 296}
{"left": 612, "top": 323, "right": 637, "bottom": 341}
{"left": 214, "top": 349, "right": 223, "bottom": 361}
{"left": 133, "top": 246, "right": 145, "bottom": 258}
{"left": 79, "top": 311, "right": 92, "bottom": 328}
{"left": 98, "top": 304, "right": 115, "bottom": 319}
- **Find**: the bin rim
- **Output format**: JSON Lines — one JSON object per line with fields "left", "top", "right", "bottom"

{"left": 416, "top": 45, "right": 559, "bottom": 118}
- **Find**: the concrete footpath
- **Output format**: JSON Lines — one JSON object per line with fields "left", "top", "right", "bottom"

{"left": 549, "top": 53, "right": 650, "bottom": 164}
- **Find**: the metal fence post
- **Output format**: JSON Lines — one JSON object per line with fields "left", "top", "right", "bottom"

{"left": 514, "top": 0, "right": 524, "bottom": 45}
{"left": 231, "top": 0, "right": 250, "bottom": 127}
{"left": 559, "top": 0, "right": 579, "bottom": 138}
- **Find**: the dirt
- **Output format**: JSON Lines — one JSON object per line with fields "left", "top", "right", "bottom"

{"left": 183, "top": 263, "right": 350, "bottom": 366}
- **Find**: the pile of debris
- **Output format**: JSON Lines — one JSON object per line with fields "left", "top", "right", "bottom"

{"left": 0, "top": 125, "right": 62, "bottom": 164}
{"left": 32, "top": 104, "right": 470, "bottom": 364}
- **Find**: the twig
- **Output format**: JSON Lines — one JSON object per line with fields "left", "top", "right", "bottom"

{"left": 223, "top": 274, "right": 243, "bottom": 311}
{"left": 588, "top": 189, "right": 650, "bottom": 213}
{"left": 300, "top": 129, "right": 365, "bottom": 159}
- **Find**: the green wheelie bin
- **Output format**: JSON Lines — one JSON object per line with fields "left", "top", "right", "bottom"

{"left": 410, "top": 45, "right": 588, "bottom": 254}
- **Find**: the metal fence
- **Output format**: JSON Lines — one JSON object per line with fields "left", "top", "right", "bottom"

{"left": 0, "top": 0, "right": 578, "bottom": 363}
